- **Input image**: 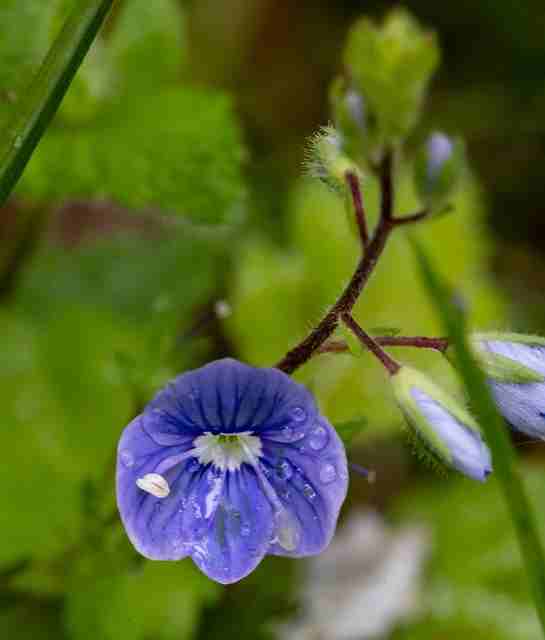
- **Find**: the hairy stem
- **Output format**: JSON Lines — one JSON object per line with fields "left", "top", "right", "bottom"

{"left": 345, "top": 170, "right": 369, "bottom": 249}
{"left": 277, "top": 149, "right": 403, "bottom": 374}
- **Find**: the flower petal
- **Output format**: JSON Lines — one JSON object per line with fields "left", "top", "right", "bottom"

{"left": 261, "top": 416, "right": 348, "bottom": 557}
{"left": 150, "top": 358, "right": 317, "bottom": 434}
{"left": 116, "top": 414, "right": 201, "bottom": 560}
{"left": 190, "top": 466, "right": 274, "bottom": 584}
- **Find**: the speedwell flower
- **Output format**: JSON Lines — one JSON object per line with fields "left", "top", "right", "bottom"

{"left": 392, "top": 366, "right": 492, "bottom": 481}
{"left": 472, "top": 332, "right": 545, "bottom": 439}
{"left": 116, "top": 358, "right": 348, "bottom": 584}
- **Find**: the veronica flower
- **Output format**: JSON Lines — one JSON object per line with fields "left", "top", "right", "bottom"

{"left": 116, "top": 358, "right": 348, "bottom": 584}
{"left": 392, "top": 366, "right": 492, "bottom": 481}
{"left": 472, "top": 333, "right": 545, "bottom": 439}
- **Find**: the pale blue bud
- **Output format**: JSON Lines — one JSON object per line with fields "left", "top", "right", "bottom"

{"left": 473, "top": 334, "right": 545, "bottom": 439}
{"left": 414, "top": 131, "right": 465, "bottom": 209}
{"left": 392, "top": 366, "right": 492, "bottom": 482}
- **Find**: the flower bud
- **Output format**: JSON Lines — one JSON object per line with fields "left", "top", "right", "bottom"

{"left": 304, "top": 126, "right": 360, "bottom": 195}
{"left": 343, "top": 9, "right": 440, "bottom": 143}
{"left": 392, "top": 366, "right": 492, "bottom": 481}
{"left": 414, "top": 132, "right": 465, "bottom": 210}
{"left": 471, "top": 333, "right": 545, "bottom": 438}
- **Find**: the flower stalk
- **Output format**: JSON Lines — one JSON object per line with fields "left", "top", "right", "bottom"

{"left": 277, "top": 148, "right": 431, "bottom": 375}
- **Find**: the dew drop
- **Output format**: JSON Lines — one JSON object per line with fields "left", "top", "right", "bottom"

{"left": 303, "top": 484, "right": 316, "bottom": 500}
{"left": 275, "top": 509, "right": 299, "bottom": 551}
{"left": 191, "top": 501, "right": 202, "bottom": 519}
{"left": 290, "top": 406, "right": 307, "bottom": 422}
{"left": 309, "top": 425, "right": 328, "bottom": 451}
{"left": 13, "top": 135, "right": 22, "bottom": 150}
{"left": 319, "top": 462, "right": 337, "bottom": 484}
{"left": 281, "top": 425, "right": 305, "bottom": 443}
{"left": 275, "top": 459, "right": 293, "bottom": 481}
{"left": 240, "top": 523, "right": 251, "bottom": 537}
{"left": 119, "top": 450, "right": 134, "bottom": 468}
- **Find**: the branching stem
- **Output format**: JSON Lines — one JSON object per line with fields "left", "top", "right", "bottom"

{"left": 317, "top": 335, "right": 449, "bottom": 354}
{"left": 276, "top": 148, "right": 430, "bottom": 374}
{"left": 341, "top": 313, "right": 400, "bottom": 375}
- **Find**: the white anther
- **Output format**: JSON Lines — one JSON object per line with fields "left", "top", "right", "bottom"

{"left": 136, "top": 473, "right": 170, "bottom": 498}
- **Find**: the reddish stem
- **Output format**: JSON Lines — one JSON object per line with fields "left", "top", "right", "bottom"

{"left": 345, "top": 170, "right": 369, "bottom": 249}
{"left": 341, "top": 314, "right": 400, "bottom": 375}
{"left": 275, "top": 148, "right": 425, "bottom": 375}
{"left": 317, "top": 335, "right": 449, "bottom": 354}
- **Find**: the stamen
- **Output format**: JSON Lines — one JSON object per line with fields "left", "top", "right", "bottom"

{"left": 349, "top": 462, "right": 376, "bottom": 484}
{"left": 136, "top": 473, "right": 170, "bottom": 498}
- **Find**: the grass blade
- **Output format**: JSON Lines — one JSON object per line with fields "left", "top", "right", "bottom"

{"left": 0, "top": 0, "right": 115, "bottom": 207}
{"left": 412, "top": 238, "right": 545, "bottom": 636}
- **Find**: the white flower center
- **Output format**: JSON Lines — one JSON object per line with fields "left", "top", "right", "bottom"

{"left": 192, "top": 431, "right": 263, "bottom": 472}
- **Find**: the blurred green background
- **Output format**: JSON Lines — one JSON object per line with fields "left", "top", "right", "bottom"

{"left": 2, "top": 1, "right": 545, "bottom": 639}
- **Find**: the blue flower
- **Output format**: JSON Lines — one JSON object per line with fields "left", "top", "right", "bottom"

{"left": 116, "top": 358, "right": 348, "bottom": 584}
{"left": 473, "top": 333, "right": 545, "bottom": 439}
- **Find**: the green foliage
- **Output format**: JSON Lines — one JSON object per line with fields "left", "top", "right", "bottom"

{"left": 393, "top": 466, "right": 545, "bottom": 639}
{"left": 343, "top": 8, "right": 440, "bottom": 145}
{"left": 0, "top": 0, "right": 116, "bottom": 208}
{"left": 334, "top": 417, "right": 368, "bottom": 447}
{"left": 0, "top": 1, "right": 59, "bottom": 104}
{"left": 18, "top": 86, "right": 245, "bottom": 224}
{"left": 65, "top": 562, "right": 220, "bottom": 640}
{"left": 1, "top": 0, "right": 245, "bottom": 224}
{"left": 109, "top": 0, "right": 187, "bottom": 94}
{"left": 227, "top": 171, "right": 506, "bottom": 434}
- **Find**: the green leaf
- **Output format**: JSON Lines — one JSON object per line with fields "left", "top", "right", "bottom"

{"left": 19, "top": 87, "right": 246, "bottom": 224}
{"left": 65, "top": 562, "right": 220, "bottom": 640}
{"left": 0, "top": 1, "right": 60, "bottom": 105}
{"left": 109, "top": 0, "right": 187, "bottom": 94}
{"left": 0, "top": 311, "right": 84, "bottom": 566}
{"left": 412, "top": 239, "right": 545, "bottom": 635}
{"left": 0, "top": 0, "right": 115, "bottom": 208}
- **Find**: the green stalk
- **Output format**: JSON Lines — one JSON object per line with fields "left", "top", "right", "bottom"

{"left": 413, "top": 239, "right": 545, "bottom": 636}
{"left": 0, "top": 0, "right": 115, "bottom": 207}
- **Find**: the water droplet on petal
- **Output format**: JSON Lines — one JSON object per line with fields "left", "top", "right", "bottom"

{"left": 275, "top": 459, "right": 293, "bottom": 480}
{"left": 191, "top": 501, "right": 202, "bottom": 519}
{"left": 120, "top": 450, "right": 134, "bottom": 467}
{"left": 280, "top": 425, "right": 305, "bottom": 442}
{"left": 319, "top": 463, "right": 337, "bottom": 484}
{"left": 275, "top": 509, "right": 299, "bottom": 551}
{"left": 309, "top": 425, "right": 328, "bottom": 451}
{"left": 241, "top": 523, "right": 251, "bottom": 537}
{"left": 290, "top": 407, "right": 307, "bottom": 422}
{"left": 303, "top": 484, "right": 316, "bottom": 500}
